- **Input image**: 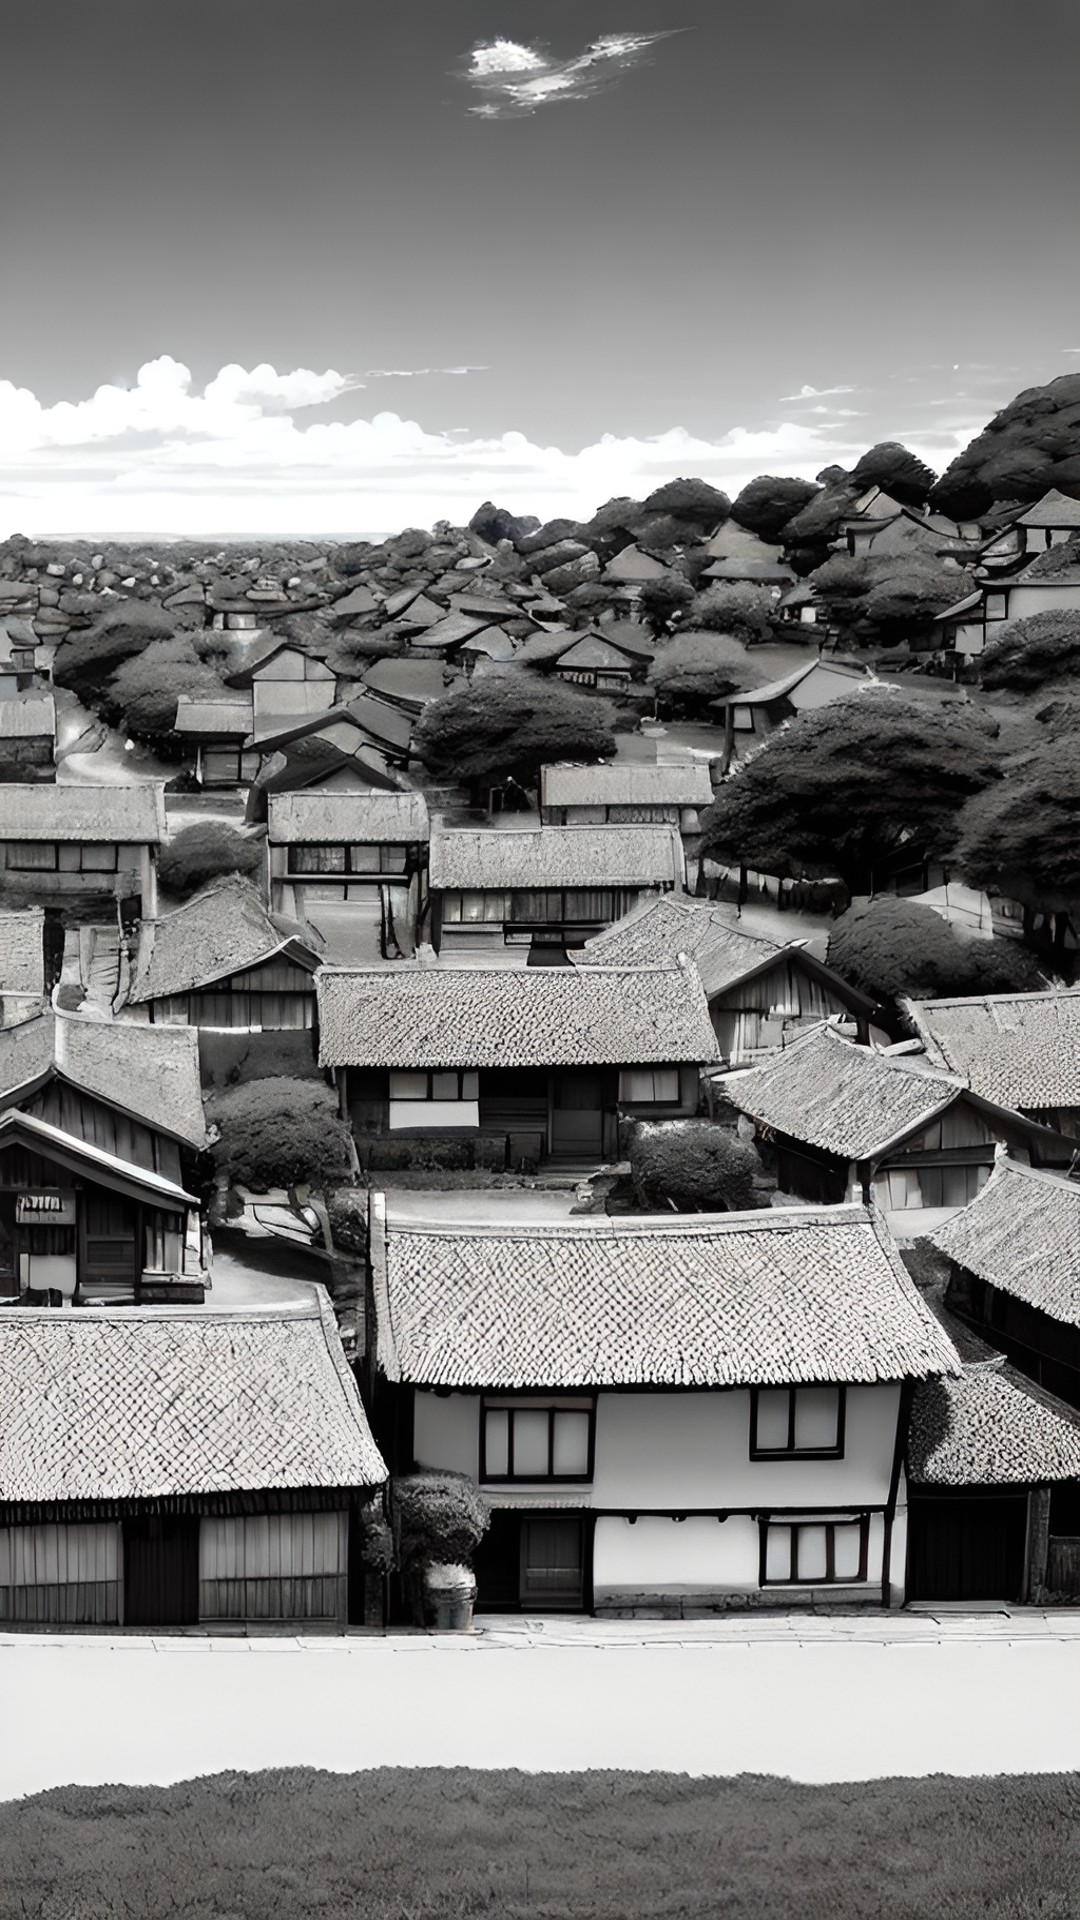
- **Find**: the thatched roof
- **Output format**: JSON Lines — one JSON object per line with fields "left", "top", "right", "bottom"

{"left": 0, "top": 1009, "right": 207, "bottom": 1147}
{"left": 428, "top": 821, "right": 685, "bottom": 892}
{"left": 930, "top": 1156, "right": 1080, "bottom": 1328}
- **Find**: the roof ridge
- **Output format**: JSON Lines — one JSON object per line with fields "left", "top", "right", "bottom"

{"left": 380, "top": 1202, "right": 872, "bottom": 1240}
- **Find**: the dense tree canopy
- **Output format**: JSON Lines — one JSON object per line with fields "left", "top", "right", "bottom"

{"left": 53, "top": 600, "right": 175, "bottom": 701}
{"left": 688, "top": 581, "right": 775, "bottom": 644}
{"left": 641, "top": 477, "right": 731, "bottom": 527}
{"left": 646, "top": 631, "right": 755, "bottom": 712}
{"left": 848, "top": 442, "right": 937, "bottom": 509}
{"left": 628, "top": 1120, "right": 763, "bottom": 1212}
{"left": 157, "top": 820, "right": 263, "bottom": 897}
{"left": 730, "top": 475, "right": 819, "bottom": 544}
{"left": 827, "top": 896, "right": 1045, "bottom": 1004}
{"left": 980, "top": 610, "right": 1080, "bottom": 692}
{"left": 412, "top": 675, "right": 616, "bottom": 789}
{"left": 808, "top": 552, "right": 970, "bottom": 649}
{"left": 955, "top": 741, "right": 1080, "bottom": 914}
{"left": 637, "top": 574, "right": 695, "bottom": 637}
{"left": 107, "top": 638, "right": 223, "bottom": 742}
{"left": 207, "top": 1077, "right": 354, "bottom": 1192}
{"left": 929, "top": 375, "right": 1080, "bottom": 520}
{"left": 700, "top": 690, "right": 1001, "bottom": 895}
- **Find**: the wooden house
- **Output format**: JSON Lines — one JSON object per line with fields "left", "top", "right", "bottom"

{"left": 0, "top": 1290, "right": 385, "bottom": 1628}
{"left": 725, "top": 1021, "right": 1072, "bottom": 1234}
{"left": 832, "top": 493, "right": 973, "bottom": 563}
{"left": 173, "top": 695, "right": 259, "bottom": 789}
{"left": 552, "top": 627, "right": 654, "bottom": 692}
{"left": 227, "top": 638, "right": 338, "bottom": 741}
{"left": 576, "top": 895, "right": 880, "bottom": 1066}
{"left": 976, "top": 489, "right": 1080, "bottom": 574}
{"left": 244, "top": 739, "right": 406, "bottom": 828}
{"left": 0, "top": 784, "right": 165, "bottom": 919}
{"left": 359, "top": 658, "right": 457, "bottom": 713}
{"left": 0, "top": 618, "right": 47, "bottom": 696}
{"left": 774, "top": 582, "right": 821, "bottom": 631}
{"left": 713, "top": 659, "right": 873, "bottom": 769}
{"left": 936, "top": 540, "right": 1080, "bottom": 661}
{"left": 267, "top": 792, "right": 430, "bottom": 958}
{"left": 367, "top": 1194, "right": 957, "bottom": 1614}
{"left": 317, "top": 959, "right": 719, "bottom": 1170}
{"left": 904, "top": 988, "right": 1080, "bottom": 1139}
{"left": 0, "top": 909, "right": 46, "bottom": 1030}
{"left": 123, "top": 875, "right": 322, "bottom": 1037}
{"left": 427, "top": 819, "right": 685, "bottom": 955}
{"left": 931, "top": 1156, "right": 1080, "bottom": 1421}
{"left": 906, "top": 1281, "right": 1080, "bottom": 1605}
{"left": 0, "top": 695, "right": 56, "bottom": 779}
{"left": 539, "top": 760, "right": 714, "bottom": 834}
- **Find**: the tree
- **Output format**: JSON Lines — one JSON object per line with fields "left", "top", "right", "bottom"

{"left": 107, "top": 638, "right": 224, "bottom": 744}
{"left": 827, "top": 897, "right": 1045, "bottom": 1004}
{"left": 980, "top": 609, "right": 1080, "bottom": 692}
{"left": 688, "top": 581, "right": 775, "bottom": 644}
{"left": 640, "top": 477, "right": 731, "bottom": 528}
{"left": 809, "top": 551, "right": 972, "bottom": 650}
{"left": 849, "top": 442, "right": 937, "bottom": 508}
{"left": 700, "top": 690, "right": 1000, "bottom": 896}
{"left": 52, "top": 600, "right": 176, "bottom": 702}
{"left": 929, "top": 374, "right": 1080, "bottom": 520}
{"left": 955, "top": 741, "right": 1080, "bottom": 923}
{"left": 780, "top": 478, "right": 860, "bottom": 572}
{"left": 637, "top": 574, "right": 695, "bottom": 637}
{"left": 730, "top": 475, "right": 820, "bottom": 544}
{"left": 646, "top": 631, "right": 755, "bottom": 713}
{"left": 412, "top": 674, "right": 617, "bottom": 789}
{"left": 206, "top": 1076, "right": 354, "bottom": 1192}
{"left": 157, "top": 820, "right": 263, "bottom": 897}
{"left": 628, "top": 1119, "right": 763, "bottom": 1212}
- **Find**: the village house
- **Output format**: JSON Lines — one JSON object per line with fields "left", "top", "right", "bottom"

{"left": 723, "top": 1021, "right": 1072, "bottom": 1234}
{"left": 173, "top": 694, "right": 259, "bottom": 790}
{"left": 426, "top": 818, "right": 686, "bottom": 955}
{"left": 831, "top": 490, "right": 975, "bottom": 562}
{"left": 227, "top": 637, "right": 338, "bottom": 740}
{"left": 976, "top": 488, "right": 1080, "bottom": 573}
{"left": 575, "top": 895, "right": 880, "bottom": 1066}
{"left": 0, "top": 909, "right": 47, "bottom": 1030}
{"left": 0, "top": 1290, "right": 386, "bottom": 1628}
{"left": 702, "top": 520, "right": 785, "bottom": 571}
{"left": 0, "top": 694, "right": 56, "bottom": 780}
{"left": 936, "top": 536, "right": 1080, "bottom": 661}
{"left": 773, "top": 581, "right": 820, "bottom": 632}
{"left": 367, "top": 1195, "right": 957, "bottom": 1615}
{"left": 267, "top": 791, "right": 430, "bottom": 959}
{"left": 121, "top": 874, "right": 322, "bottom": 1046}
{"left": 904, "top": 988, "right": 1080, "bottom": 1138}
{"left": 906, "top": 1277, "right": 1080, "bottom": 1605}
{"left": 244, "top": 738, "right": 407, "bottom": 829}
{"left": 539, "top": 760, "right": 714, "bottom": 836}
{"left": 931, "top": 1154, "right": 1080, "bottom": 1416}
{"left": 713, "top": 658, "right": 873, "bottom": 770}
{"left": 0, "top": 618, "right": 46, "bottom": 696}
{"left": 316, "top": 959, "right": 718, "bottom": 1170}
{"left": 515, "top": 625, "right": 654, "bottom": 692}
{"left": 0, "top": 784, "right": 166, "bottom": 920}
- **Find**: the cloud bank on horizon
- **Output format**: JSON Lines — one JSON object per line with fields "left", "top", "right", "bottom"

{"left": 0, "top": 355, "right": 984, "bottom": 539}
{"left": 461, "top": 33, "right": 679, "bottom": 118}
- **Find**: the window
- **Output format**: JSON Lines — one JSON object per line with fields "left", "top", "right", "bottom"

{"left": 618, "top": 1068, "right": 680, "bottom": 1105}
{"left": 388, "top": 1070, "right": 479, "bottom": 1101}
{"left": 984, "top": 594, "right": 1007, "bottom": 621}
{"left": 144, "top": 1212, "right": 184, "bottom": 1274}
{"left": 481, "top": 1398, "right": 595, "bottom": 1481}
{"left": 750, "top": 1385, "right": 844, "bottom": 1458}
{"left": 761, "top": 1515, "right": 868, "bottom": 1585}
{"left": 388, "top": 1068, "right": 480, "bottom": 1131}
{"left": 6, "top": 842, "right": 57, "bottom": 871}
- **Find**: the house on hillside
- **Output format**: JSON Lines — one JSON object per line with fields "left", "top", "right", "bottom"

{"left": 906, "top": 1283, "right": 1080, "bottom": 1605}
{"left": 936, "top": 540, "right": 1080, "bottom": 661}
{"left": 0, "top": 1290, "right": 385, "bottom": 1629}
{"left": 575, "top": 895, "right": 880, "bottom": 1065}
{"left": 977, "top": 489, "right": 1080, "bottom": 573}
{"left": 904, "top": 988, "right": 1080, "bottom": 1138}
{"left": 0, "top": 618, "right": 47, "bottom": 696}
{"left": 268, "top": 791, "right": 430, "bottom": 958}
{"left": 0, "top": 785, "right": 166, "bottom": 919}
{"left": 173, "top": 695, "right": 259, "bottom": 789}
{"left": 0, "top": 910, "right": 46, "bottom": 1029}
{"left": 426, "top": 819, "right": 685, "bottom": 955}
{"left": 227, "top": 638, "right": 338, "bottom": 740}
{"left": 552, "top": 627, "right": 654, "bottom": 692}
{"left": 539, "top": 761, "right": 714, "bottom": 834}
{"left": 0, "top": 695, "right": 55, "bottom": 780}
{"left": 713, "top": 659, "right": 873, "bottom": 769}
{"left": 833, "top": 493, "right": 975, "bottom": 563}
{"left": 367, "top": 1195, "right": 957, "bottom": 1614}
{"left": 931, "top": 1156, "right": 1080, "bottom": 1419}
{"left": 774, "top": 582, "right": 821, "bottom": 631}
{"left": 122, "top": 875, "right": 322, "bottom": 1045}
{"left": 724, "top": 1021, "right": 1072, "bottom": 1233}
{"left": 317, "top": 959, "right": 718, "bottom": 1170}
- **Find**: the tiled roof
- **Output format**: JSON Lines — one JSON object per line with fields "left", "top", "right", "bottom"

{"left": 0, "top": 1009, "right": 207, "bottom": 1147}
{"left": 371, "top": 1198, "right": 959, "bottom": 1389}
{"left": 905, "top": 990, "right": 1080, "bottom": 1110}
{"left": 724, "top": 660, "right": 871, "bottom": 710}
{"left": 540, "top": 761, "right": 714, "bottom": 810}
{"left": 575, "top": 895, "right": 785, "bottom": 996}
{"left": 1016, "top": 490, "right": 1080, "bottom": 529}
{"left": 0, "top": 1290, "right": 385, "bottom": 1505}
{"left": 127, "top": 876, "right": 321, "bottom": 1005}
{"left": 317, "top": 959, "right": 720, "bottom": 1069}
{"left": 0, "top": 694, "right": 55, "bottom": 739}
{"left": 907, "top": 1294, "right": 1080, "bottom": 1487}
{"left": 725, "top": 1023, "right": 962, "bottom": 1160}
{"left": 173, "top": 697, "right": 254, "bottom": 737}
{"left": 0, "top": 783, "right": 166, "bottom": 843}
{"left": 429, "top": 822, "right": 685, "bottom": 891}
{"left": 0, "top": 909, "right": 44, "bottom": 997}
{"left": 0, "top": 1108, "right": 197, "bottom": 1205}
{"left": 361, "top": 659, "right": 451, "bottom": 706}
{"left": 931, "top": 1157, "right": 1080, "bottom": 1328}
{"left": 268, "top": 790, "right": 429, "bottom": 845}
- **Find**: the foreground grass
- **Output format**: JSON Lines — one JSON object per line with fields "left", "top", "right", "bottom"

{"left": 3, "top": 1768, "right": 1080, "bottom": 1919}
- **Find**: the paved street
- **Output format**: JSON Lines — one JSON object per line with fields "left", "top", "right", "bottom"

{"left": 6, "top": 1612, "right": 1080, "bottom": 1800}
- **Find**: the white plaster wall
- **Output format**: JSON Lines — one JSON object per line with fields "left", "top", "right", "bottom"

{"left": 413, "top": 1391, "right": 479, "bottom": 1479}
{"left": 594, "top": 1515, "right": 759, "bottom": 1592}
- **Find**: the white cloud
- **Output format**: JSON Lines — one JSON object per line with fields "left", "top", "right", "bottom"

{"left": 777, "top": 383, "right": 858, "bottom": 402}
{"left": 363, "top": 365, "right": 490, "bottom": 379}
{"left": 461, "top": 32, "right": 678, "bottom": 118}
{"left": 0, "top": 355, "right": 980, "bottom": 539}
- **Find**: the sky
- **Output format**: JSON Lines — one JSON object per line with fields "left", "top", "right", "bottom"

{"left": 2, "top": 0, "right": 1079, "bottom": 538}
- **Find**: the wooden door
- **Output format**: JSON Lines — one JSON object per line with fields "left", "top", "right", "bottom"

{"left": 520, "top": 1518, "right": 584, "bottom": 1610}
{"left": 906, "top": 1493, "right": 1028, "bottom": 1603}
{"left": 550, "top": 1073, "right": 603, "bottom": 1161}
{"left": 123, "top": 1515, "right": 200, "bottom": 1626}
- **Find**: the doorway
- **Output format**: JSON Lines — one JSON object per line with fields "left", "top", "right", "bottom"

{"left": 906, "top": 1492, "right": 1029, "bottom": 1602}
{"left": 550, "top": 1072, "right": 604, "bottom": 1162}
{"left": 123, "top": 1515, "right": 200, "bottom": 1626}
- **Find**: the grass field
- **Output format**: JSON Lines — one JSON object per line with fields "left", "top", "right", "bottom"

{"left": 3, "top": 1768, "right": 1080, "bottom": 1919}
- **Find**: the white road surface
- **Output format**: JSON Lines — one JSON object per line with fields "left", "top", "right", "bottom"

{"left": 6, "top": 1613, "right": 1080, "bottom": 1798}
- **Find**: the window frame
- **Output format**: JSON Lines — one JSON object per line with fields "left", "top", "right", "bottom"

{"left": 759, "top": 1513, "right": 869, "bottom": 1587}
{"left": 388, "top": 1070, "right": 479, "bottom": 1102}
{"left": 480, "top": 1395, "right": 596, "bottom": 1484}
{"left": 749, "top": 1384, "right": 846, "bottom": 1461}
{"left": 617, "top": 1067, "right": 682, "bottom": 1107}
